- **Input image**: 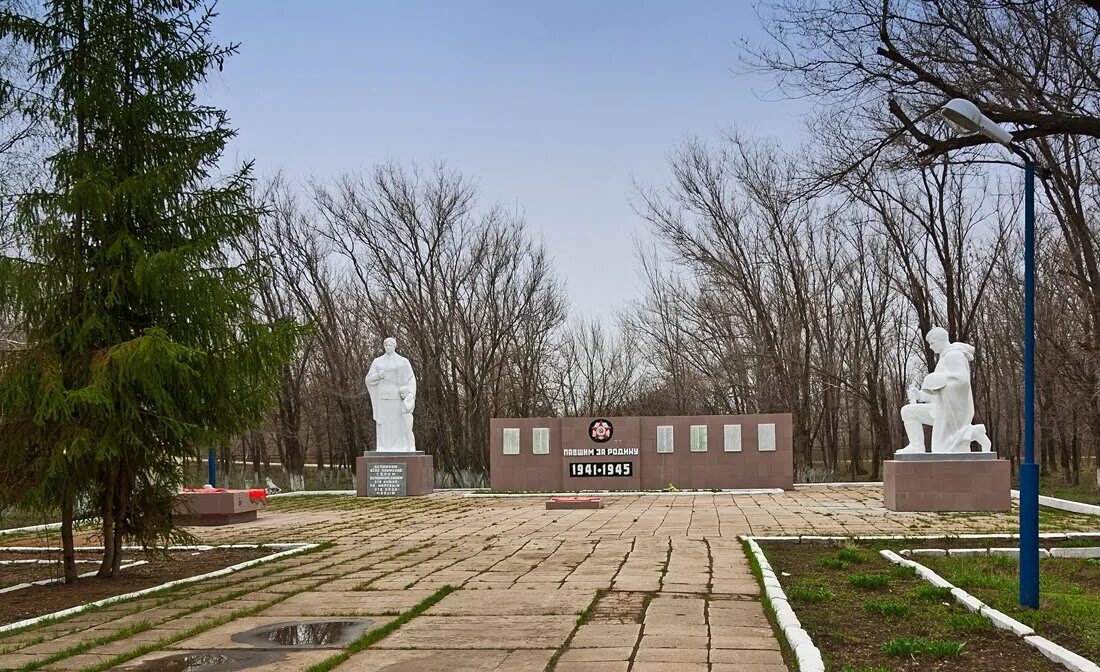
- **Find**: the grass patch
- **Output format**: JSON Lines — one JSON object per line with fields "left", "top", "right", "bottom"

{"left": 786, "top": 583, "right": 834, "bottom": 603}
{"left": 837, "top": 547, "right": 870, "bottom": 564}
{"left": 912, "top": 585, "right": 952, "bottom": 601}
{"left": 1038, "top": 473, "right": 1100, "bottom": 506}
{"left": 848, "top": 572, "right": 890, "bottom": 589}
{"left": 946, "top": 612, "right": 992, "bottom": 631}
{"left": 819, "top": 557, "right": 853, "bottom": 570}
{"left": 888, "top": 564, "right": 916, "bottom": 579}
{"left": 1062, "top": 538, "right": 1100, "bottom": 548}
{"left": 305, "top": 585, "right": 456, "bottom": 672}
{"left": 862, "top": 600, "right": 910, "bottom": 618}
{"left": 882, "top": 637, "right": 964, "bottom": 658}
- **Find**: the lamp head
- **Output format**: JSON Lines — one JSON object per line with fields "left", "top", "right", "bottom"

{"left": 940, "top": 98, "right": 1014, "bottom": 146}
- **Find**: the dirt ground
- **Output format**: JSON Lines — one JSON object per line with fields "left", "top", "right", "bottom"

{"left": 0, "top": 546, "right": 270, "bottom": 626}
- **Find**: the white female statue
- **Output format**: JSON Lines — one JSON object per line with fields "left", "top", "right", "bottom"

{"left": 365, "top": 337, "right": 417, "bottom": 452}
{"left": 897, "top": 327, "right": 992, "bottom": 454}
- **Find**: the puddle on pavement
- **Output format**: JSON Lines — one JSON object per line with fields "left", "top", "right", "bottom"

{"left": 230, "top": 619, "right": 372, "bottom": 649}
{"left": 126, "top": 650, "right": 285, "bottom": 671}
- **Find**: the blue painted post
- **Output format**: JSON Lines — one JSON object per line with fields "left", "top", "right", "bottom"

{"left": 208, "top": 447, "right": 217, "bottom": 487}
{"left": 1019, "top": 159, "right": 1040, "bottom": 609}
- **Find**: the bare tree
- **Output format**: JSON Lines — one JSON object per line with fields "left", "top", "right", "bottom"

{"left": 311, "top": 164, "right": 566, "bottom": 485}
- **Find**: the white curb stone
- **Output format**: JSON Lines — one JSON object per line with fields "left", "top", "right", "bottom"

{"left": 950, "top": 587, "right": 985, "bottom": 613}
{"left": 946, "top": 547, "right": 987, "bottom": 556}
{"left": 1049, "top": 547, "right": 1100, "bottom": 559}
{"left": 914, "top": 566, "right": 954, "bottom": 589}
{"left": 0, "top": 522, "right": 63, "bottom": 537}
{"left": 980, "top": 605, "right": 1034, "bottom": 637}
{"left": 1012, "top": 489, "right": 1100, "bottom": 516}
{"left": 743, "top": 537, "right": 825, "bottom": 672}
{"left": 1024, "top": 635, "right": 1100, "bottom": 672}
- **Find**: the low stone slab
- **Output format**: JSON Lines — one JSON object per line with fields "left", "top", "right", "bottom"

{"left": 546, "top": 496, "right": 603, "bottom": 510}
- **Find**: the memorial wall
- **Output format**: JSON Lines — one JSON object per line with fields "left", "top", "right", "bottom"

{"left": 489, "top": 414, "right": 793, "bottom": 492}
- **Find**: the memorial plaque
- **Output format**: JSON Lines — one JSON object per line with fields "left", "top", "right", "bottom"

{"left": 367, "top": 463, "right": 407, "bottom": 497}
{"left": 489, "top": 413, "right": 794, "bottom": 492}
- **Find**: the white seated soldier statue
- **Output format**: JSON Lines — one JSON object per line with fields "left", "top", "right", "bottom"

{"left": 897, "top": 327, "right": 992, "bottom": 455}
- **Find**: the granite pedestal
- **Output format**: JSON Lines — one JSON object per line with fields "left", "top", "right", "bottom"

{"left": 356, "top": 451, "right": 434, "bottom": 497}
{"left": 172, "top": 490, "right": 263, "bottom": 526}
{"left": 884, "top": 453, "right": 1010, "bottom": 512}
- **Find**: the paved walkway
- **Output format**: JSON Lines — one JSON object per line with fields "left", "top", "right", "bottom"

{"left": 0, "top": 486, "right": 1096, "bottom": 671}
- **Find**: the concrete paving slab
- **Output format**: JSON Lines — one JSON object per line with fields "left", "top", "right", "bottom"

{"left": 338, "top": 648, "right": 553, "bottom": 671}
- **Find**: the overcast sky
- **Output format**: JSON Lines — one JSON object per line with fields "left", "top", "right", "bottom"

{"left": 207, "top": 1, "right": 808, "bottom": 314}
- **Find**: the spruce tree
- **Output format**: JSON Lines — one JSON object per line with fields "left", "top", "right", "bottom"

{"left": 0, "top": 1, "right": 302, "bottom": 580}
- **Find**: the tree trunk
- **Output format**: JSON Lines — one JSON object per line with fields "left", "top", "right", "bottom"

{"left": 249, "top": 431, "right": 262, "bottom": 485}
{"left": 110, "top": 479, "right": 126, "bottom": 576}
{"left": 97, "top": 469, "right": 116, "bottom": 577}
{"left": 1070, "top": 428, "right": 1080, "bottom": 486}
{"left": 60, "top": 494, "right": 77, "bottom": 584}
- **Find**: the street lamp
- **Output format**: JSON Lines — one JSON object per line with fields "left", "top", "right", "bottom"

{"left": 940, "top": 97, "right": 1039, "bottom": 609}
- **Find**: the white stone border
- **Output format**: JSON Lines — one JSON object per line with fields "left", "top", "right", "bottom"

{"left": 794, "top": 481, "right": 884, "bottom": 488}
{"left": 740, "top": 536, "right": 825, "bottom": 672}
{"left": 1012, "top": 489, "right": 1100, "bottom": 516}
{"left": 0, "top": 561, "right": 147, "bottom": 595}
{"left": 467, "top": 488, "right": 785, "bottom": 498}
{"left": 0, "top": 542, "right": 309, "bottom": 553}
{"left": 0, "top": 542, "right": 318, "bottom": 635}
{"left": 0, "top": 522, "right": 63, "bottom": 537}
{"left": 748, "top": 532, "right": 1100, "bottom": 543}
{"left": 901, "top": 546, "right": 1100, "bottom": 560}
{"left": 880, "top": 549, "right": 1099, "bottom": 672}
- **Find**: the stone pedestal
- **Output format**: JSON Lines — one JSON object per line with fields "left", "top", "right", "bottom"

{"left": 356, "top": 452, "right": 434, "bottom": 497}
{"left": 884, "top": 454, "right": 1010, "bottom": 512}
{"left": 172, "top": 490, "right": 263, "bottom": 526}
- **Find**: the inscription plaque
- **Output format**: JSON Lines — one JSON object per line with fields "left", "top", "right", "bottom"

{"left": 367, "top": 463, "right": 407, "bottom": 496}
{"left": 569, "top": 462, "right": 633, "bottom": 477}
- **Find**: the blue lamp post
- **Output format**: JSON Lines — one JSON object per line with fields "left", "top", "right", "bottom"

{"left": 940, "top": 98, "right": 1040, "bottom": 609}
